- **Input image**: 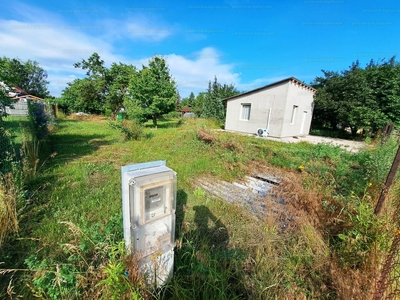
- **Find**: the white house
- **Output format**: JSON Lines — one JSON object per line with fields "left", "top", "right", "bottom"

{"left": 224, "top": 77, "right": 316, "bottom": 138}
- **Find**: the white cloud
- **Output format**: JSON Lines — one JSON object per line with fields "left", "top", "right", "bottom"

{"left": 0, "top": 2, "right": 175, "bottom": 96}
{"left": 0, "top": 20, "right": 120, "bottom": 66}
{"left": 0, "top": 4, "right": 245, "bottom": 99}
{"left": 166, "top": 48, "right": 240, "bottom": 97}
{"left": 0, "top": 18, "right": 124, "bottom": 96}
{"left": 122, "top": 48, "right": 240, "bottom": 98}
{"left": 99, "top": 17, "right": 173, "bottom": 42}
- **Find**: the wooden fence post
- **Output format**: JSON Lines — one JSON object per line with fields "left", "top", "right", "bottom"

{"left": 374, "top": 143, "right": 400, "bottom": 215}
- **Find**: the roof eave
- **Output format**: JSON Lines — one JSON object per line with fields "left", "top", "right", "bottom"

{"left": 222, "top": 76, "right": 316, "bottom": 102}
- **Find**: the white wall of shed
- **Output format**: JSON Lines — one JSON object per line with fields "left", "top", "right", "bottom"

{"left": 224, "top": 81, "right": 289, "bottom": 137}
{"left": 224, "top": 80, "right": 314, "bottom": 138}
{"left": 280, "top": 81, "right": 314, "bottom": 137}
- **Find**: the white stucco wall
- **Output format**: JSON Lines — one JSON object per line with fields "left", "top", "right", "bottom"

{"left": 280, "top": 81, "right": 314, "bottom": 137}
{"left": 224, "top": 79, "right": 314, "bottom": 138}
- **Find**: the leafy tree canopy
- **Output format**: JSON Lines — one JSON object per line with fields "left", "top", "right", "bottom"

{"left": 181, "top": 92, "right": 195, "bottom": 108}
{"left": 58, "top": 78, "right": 103, "bottom": 114}
{"left": 311, "top": 57, "right": 400, "bottom": 135}
{"left": 58, "top": 53, "right": 136, "bottom": 116}
{"left": 124, "top": 56, "right": 177, "bottom": 127}
{"left": 0, "top": 56, "right": 50, "bottom": 99}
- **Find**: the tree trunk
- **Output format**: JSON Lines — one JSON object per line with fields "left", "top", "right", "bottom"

{"left": 152, "top": 115, "right": 157, "bottom": 128}
{"left": 351, "top": 126, "right": 358, "bottom": 137}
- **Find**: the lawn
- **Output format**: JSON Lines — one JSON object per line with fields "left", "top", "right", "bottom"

{"left": 1, "top": 115, "right": 398, "bottom": 299}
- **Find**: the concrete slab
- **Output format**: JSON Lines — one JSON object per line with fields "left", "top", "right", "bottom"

{"left": 261, "top": 135, "right": 366, "bottom": 153}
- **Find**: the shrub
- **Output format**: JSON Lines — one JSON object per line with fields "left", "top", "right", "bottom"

{"left": 108, "top": 120, "right": 143, "bottom": 141}
{"left": 27, "top": 101, "right": 49, "bottom": 140}
{"left": 163, "top": 111, "right": 181, "bottom": 118}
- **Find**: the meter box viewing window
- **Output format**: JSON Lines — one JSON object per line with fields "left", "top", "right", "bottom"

{"left": 121, "top": 161, "right": 177, "bottom": 288}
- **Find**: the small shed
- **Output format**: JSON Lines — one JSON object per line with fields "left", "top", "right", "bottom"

{"left": 223, "top": 77, "right": 316, "bottom": 138}
{"left": 6, "top": 94, "right": 45, "bottom": 117}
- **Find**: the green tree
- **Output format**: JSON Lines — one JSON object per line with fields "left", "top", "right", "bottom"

{"left": 311, "top": 57, "right": 400, "bottom": 135}
{"left": 0, "top": 83, "right": 13, "bottom": 120}
{"left": 310, "top": 71, "right": 341, "bottom": 129}
{"left": 58, "top": 78, "right": 103, "bottom": 114}
{"left": 176, "top": 92, "right": 182, "bottom": 113}
{"left": 339, "top": 62, "right": 385, "bottom": 135}
{"left": 0, "top": 57, "right": 50, "bottom": 99}
{"left": 58, "top": 53, "right": 136, "bottom": 116}
{"left": 180, "top": 97, "right": 189, "bottom": 108}
{"left": 192, "top": 91, "right": 206, "bottom": 117}
{"left": 180, "top": 92, "right": 195, "bottom": 109}
{"left": 188, "top": 92, "right": 195, "bottom": 107}
{"left": 201, "top": 77, "right": 239, "bottom": 121}
{"left": 124, "top": 56, "right": 177, "bottom": 127}
{"left": 105, "top": 63, "right": 136, "bottom": 119}
{"left": 365, "top": 57, "right": 400, "bottom": 126}
{"left": 72, "top": 53, "right": 107, "bottom": 114}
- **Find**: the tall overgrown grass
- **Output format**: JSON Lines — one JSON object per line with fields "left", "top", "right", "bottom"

{"left": 0, "top": 116, "right": 399, "bottom": 299}
{"left": 0, "top": 100, "right": 55, "bottom": 282}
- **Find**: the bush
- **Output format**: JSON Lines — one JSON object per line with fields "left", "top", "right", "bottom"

{"left": 19, "top": 100, "right": 54, "bottom": 181}
{"left": 108, "top": 120, "right": 143, "bottom": 141}
{"left": 27, "top": 100, "right": 49, "bottom": 140}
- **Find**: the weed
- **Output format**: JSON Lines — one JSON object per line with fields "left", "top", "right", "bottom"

{"left": 23, "top": 221, "right": 149, "bottom": 299}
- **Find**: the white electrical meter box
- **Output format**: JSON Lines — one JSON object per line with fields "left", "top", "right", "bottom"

{"left": 121, "top": 160, "right": 177, "bottom": 288}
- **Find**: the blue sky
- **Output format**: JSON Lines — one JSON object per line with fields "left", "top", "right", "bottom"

{"left": 0, "top": 0, "right": 399, "bottom": 98}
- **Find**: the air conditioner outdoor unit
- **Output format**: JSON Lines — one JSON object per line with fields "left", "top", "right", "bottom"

{"left": 257, "top": 128, "right": 268, "bottom": 137}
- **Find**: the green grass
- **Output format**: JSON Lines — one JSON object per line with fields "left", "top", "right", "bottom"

{"left": 2, "top": 116, "right": 30, "bottom": 146}
{"left": 0, "top": 116, "right": 397, "bottom": 299}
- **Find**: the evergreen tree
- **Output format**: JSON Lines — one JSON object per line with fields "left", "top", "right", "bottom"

{"left": 201, "top": 77, "right": 239, "bottom": 121}
{"left": 188, "top": 92, "right": 195, "bottom": 107}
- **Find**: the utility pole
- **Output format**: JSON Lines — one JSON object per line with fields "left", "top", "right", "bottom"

{"left": 374, "top": 143, "right": 400, "bottom": 215}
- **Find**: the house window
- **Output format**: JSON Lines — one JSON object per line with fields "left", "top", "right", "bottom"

{"left": 241, "top": 104, "right": 251, "bottom": 120}
{"left": 290, "top": 105, "right": 298, "bottom": 124}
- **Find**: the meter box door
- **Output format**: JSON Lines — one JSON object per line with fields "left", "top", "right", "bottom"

{"left": 121, "top": 161, "right": 177, "bottom": 287}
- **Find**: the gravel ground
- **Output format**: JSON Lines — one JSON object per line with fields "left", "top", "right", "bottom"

{"left": 221, "top": 130, "right": 367, "bottom": 152}
{"left": 261, "top": 134, "right": 366, "bottom": 152}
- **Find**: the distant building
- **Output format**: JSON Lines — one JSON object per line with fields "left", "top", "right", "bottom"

{"left": 180, "top": 106, "right": 192, "bottom": 116}
{"left": 5, "top": 86, "right": 45, "bottom": 116}
{"left": 223, "top": 77, "right": 316, "bottom": 138}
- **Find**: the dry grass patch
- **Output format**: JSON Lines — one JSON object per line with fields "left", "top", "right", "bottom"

{"left": 0, "top": 174, "right": 19, "bottom": 247}
{"left": 67, "top": 114, "right": 109, "bottom": 122}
